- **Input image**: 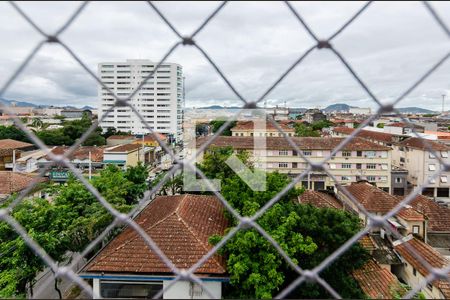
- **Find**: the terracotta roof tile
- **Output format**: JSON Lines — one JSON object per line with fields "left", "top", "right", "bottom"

{"left": 343, "top": 182, "right": 424, "bottom": 221}
{"left": 407, "top": 194, "right": 450, "bottom": 232}
{"left": 359, "top": 235, "right": 376, "bottom": 251}
{"left": 394, "top": 236, "right": 450, "bottom": 298}
{"left": 386, "top": 122, "right": 424, "bottom": 129}
{"left": 48, "top": 146, "right": 104, "bottom": 162}
{"left": 196, "top": 136, "right": 391, "bottom": 151}
{"left": 397, "top": 137, "right": 450, "bottom": 151}
{"left": 106, "top": 135, "right": 135, "bottom": 140}
{"left": 333, "top": 127, "right": 398, "bottom": 143}
{"left": 0, "top": 171, "right": 47, "bottom": 195}
{"left": 298, "top": 190, "right": 343, "bottom": 209}
{"left": 231, "top": 121, "right": 294, "bottom": 132}
{"left": 0, "top": 139, "right": 33, "bottom": 150}
{"left": 353, "top": 259, "right": 406, "bottom": 299}
{"left": 106, "top": 143, "right": 141, "bottom": 152}
{"left": 83, "top": 194, "right": 228, "bottom": 275}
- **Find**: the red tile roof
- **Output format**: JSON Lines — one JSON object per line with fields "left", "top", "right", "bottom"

{"left": 106, "top": 143, "right": 141, "bottom": 152}
{"left": 231, "top": 120, "right": 294, "bottom": 132}
{"left": 196, "top": 136, "right": 391, "bottom": 151}
{"left": 106, "top": 135, "right": 135, "bottom": 140}
{"left": 353, "top": 259, "right": 406, "bottom": 299}
{"left": 397, "top": 137, "right": 450, "bottom": 151}
{"left": 394, "top": 236, "right": 450, "bottom": 298}
{"left": 386, "top": 122, "right": 424, "bottom": 129}
{"left": 0, "top": 171, "right": 47, "bottom": 195}
{"left": 0, "top": 139, "right": 33, "bottom": 150}
{"left": 343, "top": 182, "right": 424, "bottom": 221}
{"left": 83, "top": 194, "right": 228, "bottom": 275}
{"left": 407, "top": 194, "right": 450, "bottom": 232}
{"left": 48, "top": 146, "right": 104, "bottom": 162}
{"left": 298, "top": 190, "right": 343, "bottom": 209}
{"left": 333, "top": 127, "right": 398, "bottom": 144}
{"left": 359, "top": 235, "right": 376, "bottom": 251}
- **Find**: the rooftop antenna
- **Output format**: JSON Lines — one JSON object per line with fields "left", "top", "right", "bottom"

{"left": 442, "top": 94, "right": 446, "bottom": 114}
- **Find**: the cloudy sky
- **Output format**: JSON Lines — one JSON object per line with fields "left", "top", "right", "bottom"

{"left": 0, "top": 1, "right": 449, "bottom": 110}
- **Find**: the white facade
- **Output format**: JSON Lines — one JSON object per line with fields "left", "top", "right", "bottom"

{"left": 349, "top": 107, "right": 371, "bottom": 115}
{"left": 98, "top": 59, "right": 184, "bottom": 141}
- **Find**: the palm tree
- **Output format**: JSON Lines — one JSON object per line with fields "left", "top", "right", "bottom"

{"left": 31, "top": 117, "right": 43, "bottom": 129}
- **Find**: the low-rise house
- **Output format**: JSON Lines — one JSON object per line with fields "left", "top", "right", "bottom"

{"left": 393, "top": 235, "right": 450, "bottom": 299}
{"left": 37, "top": 146, "right": 104, "bottom": 181}
{"left": 61, "top": 108, "right": 92, "bottom": 119}
{"left": 15, "top": 149, "right": 51, "bottom": 173}
{"left": 392, "top": 137, "right": 450, "bottom": 198}
{"left": 331, "top": 119, "right": 360, "bottom": 129}
{"left": 103, "top": 143, "right": 142, "bottom": 168}
{"left": 195, "top": 136, "right": 392, "bottom": 192}
{"left": 385, "top": 122, "right": 425, "bottom": 135}
{"left": 0, "top": 139, "right": 35, "bottom": 171}
{"left": 133, "top": 133, "right": 167, "bottom": 147}
{"left": 230, "top": 121, "right": 295, "bottom": 137}
{"left": 80, "top": 194, "right": 228, "bottom": 299}
{"left": 0, "top": 171, "right": 48, "bottom": 201}
{"left": 338, "top": 181, "right": 427, "bottom": 239}
{"left": 331, "top": 127, "right": 404, "bottom": 147}
{"left": 303, "top": 109, "right": 326, "bottom": 123}
{"left": 353, "top": 259, "right": 406, "bottom": 299}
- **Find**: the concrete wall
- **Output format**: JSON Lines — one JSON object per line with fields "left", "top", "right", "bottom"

{"left": 395, "top": 261, "right": 444, "bottom": 299}
{"left": 163, "top": 281, "right": 222, "bottom": 299}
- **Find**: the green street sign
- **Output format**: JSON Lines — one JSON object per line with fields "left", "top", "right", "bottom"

{"left": 49, "top": 170, "right": 69, "bottom": 181}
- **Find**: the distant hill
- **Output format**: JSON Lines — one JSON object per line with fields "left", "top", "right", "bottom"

{"left": 0, "top": 98, "right": 39, "bottom": 107}
{"left": 322, "top": 103, "right": 357, "bottom": 113}
{"left": 396, "top": 107, "right": 436, "bottom": 114}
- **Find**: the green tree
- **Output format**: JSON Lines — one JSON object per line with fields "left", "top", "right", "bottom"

{"left": 200, "top": 147, "right": 367, "bottom": 298}
{"left": 376, "top": 123, "right": 385, "bottom": 128}
{"left": 311, "top": 120, "right": 333, "bottom": 131}
{"left": 124, "top": 162, "right": 149, "bottom": 203}
{"left": 209, "top": 120, "right": 236, "bottom": 136}
{"left": 102, "top": 127, "right": 130, "bottom": 139}
{"left": 294, "top": 123, "right": 320, "bottom": 137}
{"left": 0, "top": 125, "right": 30, "bottom": 142}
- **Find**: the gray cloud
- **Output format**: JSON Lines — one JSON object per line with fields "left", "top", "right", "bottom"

{"left": 0, "top": 1, "right": 448, "bottom": 110}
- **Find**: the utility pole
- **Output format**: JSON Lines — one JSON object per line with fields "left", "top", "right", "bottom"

{"left": 12, "top": 149, "right": 16, "bottom": 172}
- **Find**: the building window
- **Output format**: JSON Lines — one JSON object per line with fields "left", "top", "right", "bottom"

{"left": 357, "top": 151, "right": 362, "bottom": 157}
{"left": 400, "top": 157, "right": 405, "bottom": 163}
{"left": 100, "top": 281, "right": 163, "bottom": 299}
{"left": 293, "top": 150, "right": 298, "bottom": 156}
{"left": 365, "top": 151, "right": 376, "bottom": 158}
{"left": 395, "top": 177, "right": 402, "bottom": 183}
{"left": 413, "top": 268, "right": 417, "bottom": 276}
{"left": 189, "top": 283, "right": 203, "bottom": 297}
{"left": 303, "top": 151, "right": 312, "bottom": 156}
{"left": 279, "top": 162, "right": 288, "bottom": 168}
{"left": 367, "top": 176, "right": 376, "bottom": 182}
{"left": 366, "top": 163, "right": 376, "bottom": 169}
{"left": 441, "top": 176, "right": 448, "bottom": 183}
{"left": 342, "top": 151, "right": 351, "bottom": 157}
{"left": 329, "top": 163, "right": 336, "bottom": 169}
{"left": 429, "top": 164, "right": 436, "bottom": 171}
{"left": 412, "top": 225, "right": 420, "bottom": 234}
{"left": 342, "top": 163, "right": 352, "bottom": 169}
{"left": 316, "top": 150, "right": 323, "bottom": 157}
{"left": 341, "top": 176, "right": 351, "bottom": 181}
{"left": 429, "top": 177, "right": 436, "bottom": 184}
{"left": 380, "top": 176, "right": 387, "bottom": 182}
{"left": 279, "top": 150, "right": 289, "bottom": 156}
{"left": 442, "top": 151, "right": 448, "bottom": 158}
{"left": 292, "top": 162, "right": 298, "bottom": 168}
{"left": 381, "top": 164, "right": 388, "bottom": 170}
{"left": 426, "top": 283, "right": 433, "bottom": 292}
{"left": 356, "top": 163, "right": 362, "bottom": 169}
{"left": 429, "top": 152, "right": 436, "bottom": 158}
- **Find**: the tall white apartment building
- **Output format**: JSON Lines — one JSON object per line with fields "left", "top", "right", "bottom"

{"left": 98, "top": 59, "right": 184, "bottom": 141}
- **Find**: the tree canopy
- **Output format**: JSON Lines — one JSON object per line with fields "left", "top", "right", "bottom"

{"left": 201, "top": 147, "right": 368, "bottom": 298}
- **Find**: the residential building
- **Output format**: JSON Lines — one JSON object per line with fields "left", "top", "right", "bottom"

{"left": 15, "top": 149, "right": 50, "bottom": 173}
{"left": 37, "top": 146, "right": 104, "bottom": 181}
{"left": 103, "top": 144, "right": 143, "bottom": 169}
{"left": 265, "top": 106, "right": 289, "bottom": 121}
{"left": 0, "top": 139, "right": 35, "bottom": 171}
{"left": 331, "top": 127, "right": 405, "bottom": 147}
{"left": 393, "top": 235, "right": 450, "bottom": 299}
{"left": 303, "top": 108, "right": 326, "bottom": 123}
{"left": 98, "top": 59, "right": 184, "bottom": 142}
{"left": 338, "top": 181, "right": 427, "bottom": 238}
{"left": 80, "top": 194, "right": 228, "bottom": 299}
{"left": 330, "top": 119, "right": 360, "bottom": 129}
{"left": 61, "top": 109, "right": 92, "bottom": 119}
{"left": 0, "top": 171, "right": 47, "bottom": 200}
{"left": 133, "top": 133, "right": 167, "bottom": 147}
{"left": 384, "top": 122, "right": 425, "bottom": 135}
{"left": 230, "top": 121, "right": 295, "bottom": 137}
{"left": 392, "top": 137, "right": 450, "bottom": 198}
{"left": 391, "top": 166, "right": 409, "bottom": 196}
{"left": 353, "top": 259, "right": 406, "bottom": 299}
{"left": 349, "top": 107, "right": 372, "bottom": 115}
{"left": 195, "top": 136, "right": 392, "bottom": 192}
